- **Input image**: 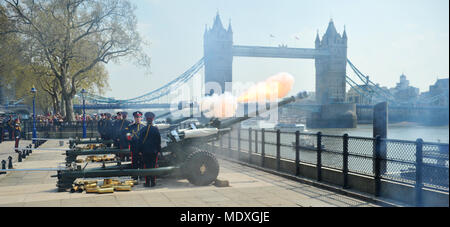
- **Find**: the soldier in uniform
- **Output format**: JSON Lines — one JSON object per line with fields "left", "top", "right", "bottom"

{"left": 112, "top": 112, "right": 123, "bottom": 148}
{"left": 139, "top": 112, "right": 161, "bottom": 187}
{"left": 124, "top": 111, "right": 145, "bottom": 178}
{"left": 117, "top": 112, "right": 131, "bottom": 161}
{"left": 118, "top": 112, "right": 131, "bottom": 147}
{"left": 111, "top": 111, "right": 129, "bottom": 153}
{"left": 103, "top": 113, "right": 113, "bottom": 147}
{"left": 97, "top": 113, "right": 105, "bottom": 140}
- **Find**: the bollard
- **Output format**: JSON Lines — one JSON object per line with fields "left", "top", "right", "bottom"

{"left": 0, "top": 161, "right": 5, "bottom": 174}
{"left": 8, "top": 156, "right": 13, "bottom": 169}
{"left": 18, "top": 151, "right": 22, "bottom": 162}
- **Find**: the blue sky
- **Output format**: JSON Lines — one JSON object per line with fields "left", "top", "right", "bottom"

{"left": 104, "top": 0, "right": 449, "bottom": 100}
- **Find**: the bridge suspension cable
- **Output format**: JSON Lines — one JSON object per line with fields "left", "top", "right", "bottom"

{"left": 346, "top": 59, "right": 447, "bottom": 106}
{"left": 77, "top": 58, "right": 204, "bottom": 105}
{"left": 345, "top": 75, "right": 373, "bottom": 99}
{"left": 346, "top": 59, "right": 397, "bottom": 103}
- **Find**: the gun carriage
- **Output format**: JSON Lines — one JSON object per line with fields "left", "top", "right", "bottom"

{"left": 55, "top": 93, "right": 307, "bottom": 191}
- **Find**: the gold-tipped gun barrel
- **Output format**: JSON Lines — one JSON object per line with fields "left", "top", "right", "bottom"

{"left": 211, "top": 92, "right": 307, "bottom": 129}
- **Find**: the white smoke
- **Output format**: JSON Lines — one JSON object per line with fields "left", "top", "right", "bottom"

{"left": 200, "top": 92, "right": 238, "bottom": 118}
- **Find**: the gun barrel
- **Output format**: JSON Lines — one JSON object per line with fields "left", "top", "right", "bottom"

{"left": 216, "top": 95, "right": 299, "bottom": 129}
{"left": 155, "top": 112, "right": 171, "bottom": 119}
{"left": 170, "top": 116, "right": 192, "bottom": 125}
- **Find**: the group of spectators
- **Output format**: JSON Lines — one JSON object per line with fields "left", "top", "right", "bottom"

{"left": 34, "top": 113, "right": 65, "bottom": 125}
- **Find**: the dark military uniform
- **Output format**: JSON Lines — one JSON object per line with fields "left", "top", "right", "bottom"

{"left": 139, "top": 112, "right": 161, "bottom": 187}
{"left": 124, "top": 111, "right": 145, "bottom": 171}
{"left": 97, "top": 114, "right": 105, "bottom": 140}
{"left": 103, "top": 113, "right": 113, "bottom": 147}
{"left": 118, "top": 112, "right": 131, "bottom": 150}
{"left": 113, "top": 113, "right": 131, "bottom": 149}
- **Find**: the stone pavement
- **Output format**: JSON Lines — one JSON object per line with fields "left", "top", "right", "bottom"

{"left": 0, "top": 140, "right": 381, "bottom": 207}
{"left": 0, "top": 139, "right": 33, "bottom": 168}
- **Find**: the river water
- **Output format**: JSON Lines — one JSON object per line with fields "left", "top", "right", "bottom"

{"left": 306, "top": 123, "right": 449, "bottom": 143}
{"left": 251, "top": 120, "right": 449, "bottom": 143}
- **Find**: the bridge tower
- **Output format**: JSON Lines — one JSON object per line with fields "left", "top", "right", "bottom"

{"left": 308, "top": 20, "right": 355, "bottom": 128}
{"left": 204, "top": 12, "right": 233, "bottom": 95}
{"left": 315, "top": 19, "right": 348, "bottom": 104}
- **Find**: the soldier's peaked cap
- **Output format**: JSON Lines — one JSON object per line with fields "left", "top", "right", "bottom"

{"left": 145, "top": 112, "right": 155, "bottom": 119}
{"left": 133, "top": 111, "right": 143, "bottom": 117}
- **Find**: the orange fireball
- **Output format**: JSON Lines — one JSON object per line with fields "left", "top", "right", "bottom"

{"left": 237, "top": 72, "right": 295, "bottom": 103}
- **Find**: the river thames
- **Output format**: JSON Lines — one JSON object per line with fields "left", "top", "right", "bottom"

{"left": 306, "top": 123, "right": 449, "bottom": 143}
{"left": 251, "top": 120, "right": 449, "bottom": 143}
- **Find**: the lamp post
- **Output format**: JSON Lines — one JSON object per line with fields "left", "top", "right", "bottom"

{"left": 81, "top": 89, "right": 87, "bottom": 138}
{"left": 30, "top": 86, "right": 37, "bottom": 144}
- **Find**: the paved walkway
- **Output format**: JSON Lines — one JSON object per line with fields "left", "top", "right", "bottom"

{"left": 0, "top": 140, "right": 380, "bottom": 207}
{"left": 0, "top": 139, "right": 33, "bottom": 167}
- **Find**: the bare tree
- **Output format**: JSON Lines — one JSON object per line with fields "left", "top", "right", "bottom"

{"left": 2, "top": 0, "right": 150, "bottom": 120}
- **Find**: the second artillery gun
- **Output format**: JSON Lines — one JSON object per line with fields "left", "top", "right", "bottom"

{"left": 55, "top": 92, "right": 307, "bottom": 191}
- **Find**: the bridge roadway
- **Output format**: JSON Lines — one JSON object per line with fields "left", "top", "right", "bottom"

{"left": 232, "top": 45, "right": 330, "bottom": 59}
{"left": 0, "top": 140, "right": 385, "bottom": 207}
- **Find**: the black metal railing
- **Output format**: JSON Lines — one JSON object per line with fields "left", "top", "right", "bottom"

{"left": 214, "top": 127, "right": 449, "bottom": 206}
{"left": 20, "top": 120, "right": 100, "bottom": 139}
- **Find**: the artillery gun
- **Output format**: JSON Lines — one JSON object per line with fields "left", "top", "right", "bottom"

{"left": 55, "top": 93, "right": 307, "bottom": 191}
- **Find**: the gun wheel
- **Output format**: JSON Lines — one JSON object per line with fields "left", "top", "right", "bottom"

{"left": 184, "top": 150, "right": 219, "bottom": 186}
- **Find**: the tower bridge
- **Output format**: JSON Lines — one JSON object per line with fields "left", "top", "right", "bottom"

{"left": 203, "top": 14, "right": 353, "bottom": 127}
{"left": 203, "top": 13, "right": 348, "bottom": 106}
{"left": 74, "top": 13, "right": 448, "bottom": 127}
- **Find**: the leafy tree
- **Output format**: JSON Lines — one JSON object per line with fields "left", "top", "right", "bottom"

{"left": 2, "top": 0, "right": 150, "bottom": 120}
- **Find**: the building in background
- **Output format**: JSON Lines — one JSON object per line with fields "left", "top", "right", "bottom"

{"left": 419, "top": 78, "right": 449, "bottom": 106}
{"left": 389, "top": 74, "right": 420, "bottom": 104}
{"left": 346, "top": 84, "right": 390, "bottom": 105}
